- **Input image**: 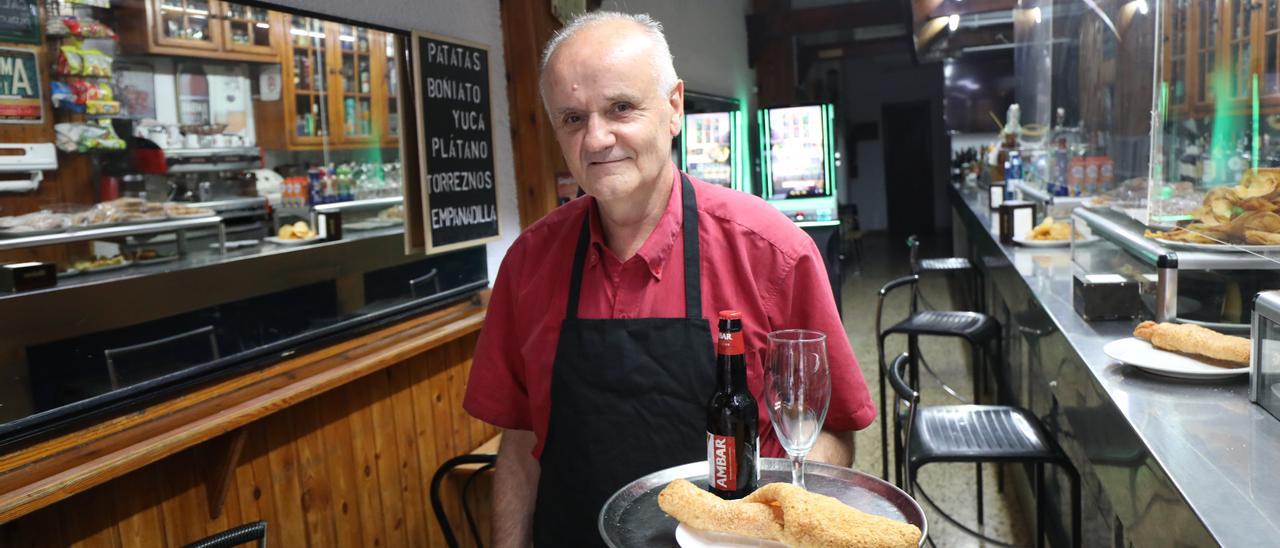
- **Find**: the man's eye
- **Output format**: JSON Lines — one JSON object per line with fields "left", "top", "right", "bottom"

{"left": 613, "top": 103, "right": 632, "bottom": 114}
{"left": 563, "top": 114, "right": 582, "bottom": 125}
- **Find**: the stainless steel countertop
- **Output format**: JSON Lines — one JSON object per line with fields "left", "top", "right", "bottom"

{"left": 954, "top": 186, "right": 1280, "bottom": 546}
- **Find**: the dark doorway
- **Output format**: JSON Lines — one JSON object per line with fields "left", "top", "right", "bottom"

{"left": 882, "top": 101, "right": 936, "bottom": 235}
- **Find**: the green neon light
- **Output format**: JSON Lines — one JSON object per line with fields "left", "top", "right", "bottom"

{"left": 1209, "top": 66, "right": 1233, "bottom": 186}
{"left": 824, "top": 104, "right": 835, "bottom": 199}
{"left": 758, "top": 109, "right": 770, "bottom": 197}
{"left": 1155, "top": 81, "right": 1168, "bottom": 184}
{"left": 1254, "top": 73, "right": 1261, "bottom": 171}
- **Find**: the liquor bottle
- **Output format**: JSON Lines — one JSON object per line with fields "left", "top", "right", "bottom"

{"left": 706, "top": 310, "right": 759, "bottom": 499}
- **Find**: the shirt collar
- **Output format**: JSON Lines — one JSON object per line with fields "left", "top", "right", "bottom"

{"left": 588, "top": 166, "right": 683, "bottom": 280}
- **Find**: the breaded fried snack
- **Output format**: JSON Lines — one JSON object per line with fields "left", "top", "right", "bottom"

{"left": 657, "top": 478, "right": 783, "bottom": 540}
{"left": 657, "top": 479, "right": 922, "bottom": 547}
{"left": 746, "top": 482, "right": 921, "bottom": 548}
{"left": 1133, "top": 321, "right": 1251, "bottom": 366}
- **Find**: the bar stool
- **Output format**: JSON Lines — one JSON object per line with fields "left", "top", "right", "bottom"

{"left": 886, "top": 353, "right": 1081, "bottom": 548}
{"left": 183, "top": 521, "right": 267, "bottom": 548}
{"left": 906, "top": 235, "right": 979, "bottom": 312}
{"left": 876, "top": 275, "right": 1002, "bottom": 483}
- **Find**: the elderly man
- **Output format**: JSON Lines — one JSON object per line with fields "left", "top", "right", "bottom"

{"left": 463, "top": 11, "right": 875, "bottom": 547}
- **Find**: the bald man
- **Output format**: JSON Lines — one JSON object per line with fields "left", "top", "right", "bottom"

{"left": 463, "top": 11, "right": 875, "bottom": 546}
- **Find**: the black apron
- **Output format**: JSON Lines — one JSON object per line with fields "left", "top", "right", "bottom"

{"left": 532, "top": 173, "right": 716, "bottom": 546}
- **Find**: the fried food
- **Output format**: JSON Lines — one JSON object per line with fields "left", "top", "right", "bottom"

{"left": 1027, "top": 216, "right": 1074, "bottom": 241}
{"left": 657, "top": 479, "right": 783, "bottom": 540}
{"left": 1148, "top": 169, "right": 1280, "bottom": 245}
{"left": 657, "top": 479, "right": 921, "bottom": 548}
{"left": 1246, "top": 230, "right": 1280, "bottom": 245}
{"left": 1133, "top": 321, "right": 1250, "bottom": 367}
{"left": 277, "top": 221, "right": 316, "bottom": 240}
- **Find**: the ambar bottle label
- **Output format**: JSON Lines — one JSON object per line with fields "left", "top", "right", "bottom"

{"left": 707, "top": 433, "right": 737, "bottom": 490}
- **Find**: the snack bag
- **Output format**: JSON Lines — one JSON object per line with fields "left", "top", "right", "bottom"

{"left": 51, "top": 81, "right": 80, "bottom": 111}
{"left": 58, "top": 45, "right": 84, "bottom": 76}
{"left": 81, "top": 49, "right": 112, "bottom": 77}
{"left": 61, "top": 16, "right": 117, "bottom": 39}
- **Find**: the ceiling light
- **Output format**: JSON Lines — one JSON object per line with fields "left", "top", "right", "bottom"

{"left": 1136, "top": 0, "right": 1149, "bottom": 14}
{"left": 1032, "top": 7, "right": 1042, "bottom": 24}
{"left": 948, "top": 14, "right": 960, "bottom": 32}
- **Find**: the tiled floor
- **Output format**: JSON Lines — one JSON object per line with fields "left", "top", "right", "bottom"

{"left": 842, "top": 232, "right": 1032, "bottom": 548}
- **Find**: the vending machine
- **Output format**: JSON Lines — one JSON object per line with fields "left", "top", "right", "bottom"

{"left": 758, "top": 103, "right": 843, "bottom": 313}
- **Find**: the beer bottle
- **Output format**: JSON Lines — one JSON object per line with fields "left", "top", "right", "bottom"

{"left": 706, "top": 310, "right": 759, "bottom": 499}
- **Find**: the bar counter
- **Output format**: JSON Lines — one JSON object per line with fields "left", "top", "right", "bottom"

{"left": 951, "top": 185, "right": 1280, "bottom": 547}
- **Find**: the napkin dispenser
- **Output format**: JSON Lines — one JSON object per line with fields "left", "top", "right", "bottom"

{"left": 0, "top": 143, "right": 57, "bottom": 193}
{"left": 1250, "top": 291, "right": 1280, "bottom": 420}
{"left": 988, "top": 181, "right": 1007, "bottom": 211}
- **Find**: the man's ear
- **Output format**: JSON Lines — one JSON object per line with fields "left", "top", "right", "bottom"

{"left": 669, "top": 80, "right": 685, "bottom": 137}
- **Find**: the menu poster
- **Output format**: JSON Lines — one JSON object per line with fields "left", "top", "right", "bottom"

{"left": 412, "top": 31, "right": 501, "bottom": 253}
{"left": 0, "top": 0, "right": 39, "bottom": 45}
{"left": 0, "top": 47, "right": 41, "bottom": 123}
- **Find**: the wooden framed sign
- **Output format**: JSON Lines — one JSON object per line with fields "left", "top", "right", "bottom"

{"left": 411, "top": 31, "right": 501, "bottom": 254}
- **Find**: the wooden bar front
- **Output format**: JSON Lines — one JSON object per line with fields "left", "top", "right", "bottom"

{"left": 0, "top": 298, "right": 496, "bottom": 547}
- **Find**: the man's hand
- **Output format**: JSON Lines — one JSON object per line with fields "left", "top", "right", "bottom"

{"left": 493, "top": 429, "right": 539, "bottom": 548}
{"left": 806, "top": 429, "right": 854, "bottom": 467}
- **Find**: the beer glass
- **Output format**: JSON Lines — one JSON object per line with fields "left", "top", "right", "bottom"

{"left": 764, "top": 330, "right": 831, "bottom": 489}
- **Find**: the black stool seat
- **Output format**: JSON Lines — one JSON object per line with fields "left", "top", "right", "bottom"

{"left": 912, "top": 405, "right": 1057, "bottom": 462}
{"left": 918, "top": 257, "right": 973, "bottom": 273}
{"left": 884, "top": 310, "right": 999, "bottom": 342}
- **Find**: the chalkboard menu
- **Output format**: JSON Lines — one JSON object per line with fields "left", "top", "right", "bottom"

{"left": 411, "top": 31, "right": 500, "bottom": 253}
{"left": 0, "top": 0, "right": 40, "bottom": 45}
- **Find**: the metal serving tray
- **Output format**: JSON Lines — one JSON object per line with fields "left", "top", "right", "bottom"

{"left": 599, "top": 458, "right": 926, "bottom": 547}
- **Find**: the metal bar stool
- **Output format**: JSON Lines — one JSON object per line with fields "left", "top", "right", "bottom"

{"left": 906, "top": 235, "right": 980, "bottom": 312}
{"left": 183, "top": 521, "right": 267, "bottom": 548}
{"left": 876, "top": 274, "right": 1003, "bottom": 521}
{"left": 887, "top": 353, "right": 1081, "bottom": 548}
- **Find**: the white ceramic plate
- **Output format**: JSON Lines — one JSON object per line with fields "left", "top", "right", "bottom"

{"left": 1151, "top": 238, "right": 1280, "bottom": 252}
{"left": 165, "top": 211, "right": 216, "bottom": 220}
{"left": 1103, "top": 337, "right": 1248, "bottom": 380}
{"left": 1012, "top": 236, "right": 1100, "bottom": 248}
{"left": 265, "top": 236, "right": 323, "bottom": 246}
{"left": 675, "top": 524, "right": 787, "bottom": 548}
{"left": 345, "top": 219, "right": 402, "bottom": 231}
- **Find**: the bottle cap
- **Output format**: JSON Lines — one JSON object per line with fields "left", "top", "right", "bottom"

{"left": 719, "top": 310, "right": 742, "bottom": 321}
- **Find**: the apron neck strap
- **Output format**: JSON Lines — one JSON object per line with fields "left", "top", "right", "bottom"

{"left": 565, "top": 173, "right": 701, "bottom": 320}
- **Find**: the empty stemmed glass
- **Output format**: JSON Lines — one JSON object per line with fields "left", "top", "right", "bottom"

{"left": 764, "top": 329, "right": 832, "bottom": 489}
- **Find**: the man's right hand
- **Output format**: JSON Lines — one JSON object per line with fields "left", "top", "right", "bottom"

{"left": 492, "top": 429, "right": 539, "bottom": 548}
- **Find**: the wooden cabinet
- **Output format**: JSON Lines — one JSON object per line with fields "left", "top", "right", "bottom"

{"left": 260, "top": 16, "right": 399, "bottom": 150}
{"left": 1160, "top": 0, "right": 1280, "bottom": 112}
{"left": 119, "top": 0, "right": 283, "bottom": 63}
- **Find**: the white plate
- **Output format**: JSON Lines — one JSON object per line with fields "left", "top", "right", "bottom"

{"left": 675, "top": 524, "right": 787, "bottom": 548}
{"left": 265, "top": 236, "right": 323, "bottom": 246}
{"left": 165, "top": 211, "right": 216, "bottom": 220}
{"left": 1151, "top": 238, "right": 1280, "bottom": 252}
{"left": 1103, "top": 337, "right": 1248, "bottom": 380}
{"left": 345, "top": 219, "right": 402, "bottom": 231}
{"left": 78, "top": 260, "right": 133, "bottom": 273}
{"left": 135, "top": 254, "right": 180, "bottom": 266}
{"left": 1012, "top": 236, "right": 1100, "bottom": 248}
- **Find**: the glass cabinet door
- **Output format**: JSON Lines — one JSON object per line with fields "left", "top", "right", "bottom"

{"left": 1226, "top": 0, "right": 1256, "bottom": 100}
{"left": 336, "top": 24, "right": 375, "bottom": 141}
{"left": 1166, "top": 0, "right": 1191, "bottom": 107}
{"left": 1262, "top": 0, "right": 1280, "bottom": 96}
{"left": 1196, "top": 0, "right": 1219, "bottom": 105}
{"left": 289, "top": 15, "right": 329, "bottom": 141}
{"left": 222, "top": 3, "right": 276, "bottom": 55}
{"left": 384, "top": 34, "right": 400, "bottom": 144}
{"left": 154, "top": 0, "right": 220, "bottom": 50}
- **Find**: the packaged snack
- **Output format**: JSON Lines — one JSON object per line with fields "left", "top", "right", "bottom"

{"left": 85, "top": 100, "right": 121, "bottom": 115}
{"left": 51, "top": 81, "right": 79, "bottom": 111}
{"left": 81, "top": 49, "right": 112, "bottom": 77}
{"left": 58, "top": 45, "right": 84, "bottom": 76}
{"left": 54, "top": 121, "right": 127, "bottom": 152}
{"left": 61, "top": 16, "right": 117, "bottom": 39}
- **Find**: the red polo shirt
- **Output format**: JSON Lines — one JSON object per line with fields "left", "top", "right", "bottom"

{"left": 463, "top": 168, "right": 876, "bottom": 459}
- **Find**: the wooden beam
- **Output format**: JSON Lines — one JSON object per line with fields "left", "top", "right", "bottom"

{"left": 203, "top": 428, "right": 248, "bottom": 520}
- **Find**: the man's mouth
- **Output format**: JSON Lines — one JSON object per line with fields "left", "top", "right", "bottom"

{"left": 589, "top": 158, "right": 627, "bottom": 166}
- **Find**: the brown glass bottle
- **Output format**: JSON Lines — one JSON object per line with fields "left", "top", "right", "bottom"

{"left": 706, "top": 310, "right": 759, "bottom": 499}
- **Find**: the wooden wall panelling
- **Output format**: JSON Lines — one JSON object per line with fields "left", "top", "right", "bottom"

{"left": 386, "top": 361, "right": 434, "bottom": 545}
{"left": 292, "top": 397, "right": 339, "bottom": 546}
{"left": 258, "top": 409, "right": 307, "bottom": 547}
{"left": 501, "top": 0, "right": 564, "bottom": 229}
{"left": 364, "top": 368, "right": 412, "bottom": 547}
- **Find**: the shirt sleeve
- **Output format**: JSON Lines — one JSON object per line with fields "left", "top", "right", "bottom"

{"left": 463, "top": 238, "right": 534, "bottom": 431}
{"left": 767, "top": 240, "right": 877, "bottom": 432}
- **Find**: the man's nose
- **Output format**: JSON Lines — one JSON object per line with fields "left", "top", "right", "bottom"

{"left": 583, "top": 114, "right": 616, "bottom": 152}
